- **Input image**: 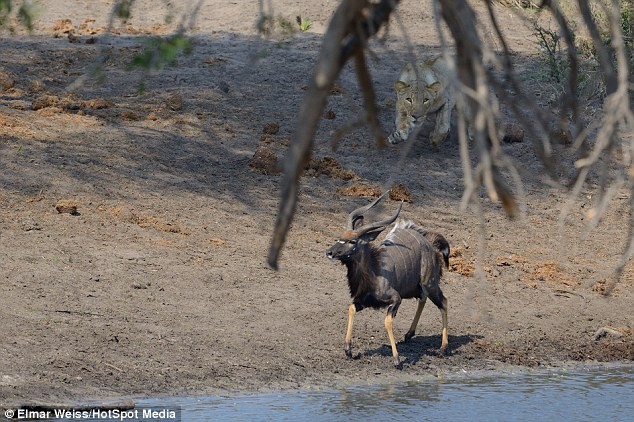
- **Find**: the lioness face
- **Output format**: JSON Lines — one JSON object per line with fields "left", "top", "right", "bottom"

{"left": 388, "top": 80, "right": 442, "bottom": 145}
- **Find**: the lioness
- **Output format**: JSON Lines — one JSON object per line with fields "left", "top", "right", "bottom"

{"left": 387, "top": 55, "right": 466, "bottom": 146}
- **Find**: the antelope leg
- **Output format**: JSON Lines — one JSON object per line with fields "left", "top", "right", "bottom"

{"left": 440, "top": 297, "right": 448, "bottom": 354}
{"left": 344, "top": 303, "right": 356, "bottom": 358}
{"left": 384, "top": 312, "right": 401, "bottom": 368}
{"left": 405, "top": 297, "right": 427, "bottom": 342}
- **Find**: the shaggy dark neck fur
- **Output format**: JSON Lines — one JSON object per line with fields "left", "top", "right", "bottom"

{"left": 340, "top": 244, "right": 381, "bottom": 300}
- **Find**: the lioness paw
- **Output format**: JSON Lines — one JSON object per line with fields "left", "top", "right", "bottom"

{"left": 387, "top": 133, "right": 403, "bottom": 145}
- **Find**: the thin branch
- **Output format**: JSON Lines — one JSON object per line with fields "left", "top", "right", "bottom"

{"left": 354, "top": 49, "right": 384, "bottom": 147}
{"left": 268, "top": 0, "right": 401, "bottom": 269}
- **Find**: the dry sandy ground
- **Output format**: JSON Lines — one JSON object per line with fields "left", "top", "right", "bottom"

{"left": 0, "top": 0, "right": 632, "bottom": 408}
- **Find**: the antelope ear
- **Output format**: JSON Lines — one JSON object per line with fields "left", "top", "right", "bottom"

{"left": 351, "top": 215, "right": 364, "bottom": 230}
{"left": 360, "top": 227, "right": 385, "bottom": 242}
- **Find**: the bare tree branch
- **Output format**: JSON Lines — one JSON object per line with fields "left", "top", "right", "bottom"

{"left": 354, "top": 48, "right": 384, "bottom": 147}
{"left": 267, "top": 0, "right": 400, "bottom": 269}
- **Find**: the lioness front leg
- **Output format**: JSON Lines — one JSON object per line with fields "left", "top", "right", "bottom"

{"left": 430, "top": 106, "right": 451, "bottom": 146}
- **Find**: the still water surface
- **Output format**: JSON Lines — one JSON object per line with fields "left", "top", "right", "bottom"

{"left": 142, "top": 366, "right": 634, "bottom": 421}
{"left": 43, "top": 366, "right": 633, "bottom": 421}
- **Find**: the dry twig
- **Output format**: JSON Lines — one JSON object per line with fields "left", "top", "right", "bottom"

{"left": 267, "top": 0, "right": 400, "bottom": 268}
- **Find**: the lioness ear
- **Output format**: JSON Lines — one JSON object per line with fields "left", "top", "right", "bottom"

{"left": 395, "top": 81, "right": 410, "bottom": 92}
{"left": 427, "top": 81, "right": 442, "bottom": 95}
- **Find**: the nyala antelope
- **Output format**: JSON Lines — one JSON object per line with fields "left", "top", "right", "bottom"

{"left": 325, "top": 191, "right": 449, "bottom": 368}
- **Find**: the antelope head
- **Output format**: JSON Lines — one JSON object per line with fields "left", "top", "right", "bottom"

{"left": 326, "top": 191, "right": 402, "bottom": 262}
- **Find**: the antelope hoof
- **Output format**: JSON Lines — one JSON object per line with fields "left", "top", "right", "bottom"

{"left": 393, "top": 356, "right": 403, "bottom": 370}
{"left": 404, "top": 330, "right": 415, "bottom": 343}
{"left": 439, "top": 344, "right": 448, "bottom": 356}
{"left": 344, "top": 343, "right": 353, "bottom": 359}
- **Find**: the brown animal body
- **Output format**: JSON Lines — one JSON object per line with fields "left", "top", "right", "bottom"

{"left": 325, "top": 192, "right": 449, "bottom": 368}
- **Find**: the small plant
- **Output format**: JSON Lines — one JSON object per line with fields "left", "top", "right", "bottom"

{"left": 0, "top": 0, "right": 36, "bottom": 31}
{"left": 16, "top": 1, "right": 33, "bottom": 29}
{"left": 0, "top": 0, "right": 12, "bottom": 27}
{"left": 277, "top": 15, "right": 296, "bottom": 37}
{"left": 115, "top": 0, "right": 134, "bottom": 20}
{"left": 532, "top": 21, "right": 569, "bottom": 82}
{"left": 128, "top": 34, "right": 192, "bottom": 92}
{"left": 296, "top": 15, "right": 311, "bottom": 32}
{"left": 256, "top": 14, "right": 274, "bottom": 36}
{"left": 256, "top": 14, "right": 297, "bottom": 39}
{"left": 129, "top": 35, "right": 192, "bottom": 72}
{"left": 621, "top": 0, "right": 634, "bottom": 67}
{"left": 580, "top": 0, "right": 633, "bottom": 77}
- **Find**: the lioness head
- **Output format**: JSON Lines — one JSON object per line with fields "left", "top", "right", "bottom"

{"left": 387, "top": 78, "right": 443, "bottom": 145}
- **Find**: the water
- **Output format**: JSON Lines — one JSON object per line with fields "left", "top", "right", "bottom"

{"left": 39, "top": 367, "right": 634, "bottom": 421}
{"left": 141, "top": 366, "right": 634, "bottom": 421}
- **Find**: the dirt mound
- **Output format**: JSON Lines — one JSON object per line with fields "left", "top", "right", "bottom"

{"left": 262, "top": 122, "right": 280, "bottom": 135}
{"left": 54, "top": 199, "right": 79, "bottom": 215}
{"left": 449, "top": 246, "right": 476, "bottom": 277}
{"left": 336, "top": 183, "right": 382, "bottom": 197}
{"left": 32, "top": 95, "right": 115, "bottom": 111}
{"left": 389, "top": 183, "right": 413, "bottom": 202}
{"left": 304, "top": 156, "right": 358, "bottom": 180}
{"left": 249, "top": 145, "right": 281, "bottom": 175}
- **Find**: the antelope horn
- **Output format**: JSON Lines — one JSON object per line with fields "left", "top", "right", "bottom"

{"left": 354, "top": 201, "right": 403, "bottom": 237}
{"left": 347, "top": 190, "right": 390, "bottom": 230}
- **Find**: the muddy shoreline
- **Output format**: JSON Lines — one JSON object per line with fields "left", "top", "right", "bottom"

{"left": 1, "top": 0, "right": 632, "bottom": 408}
